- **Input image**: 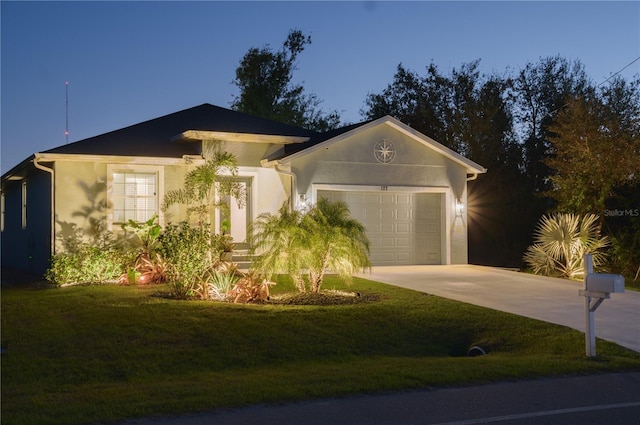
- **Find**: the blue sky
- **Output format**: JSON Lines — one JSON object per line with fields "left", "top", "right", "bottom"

{"left": 2, "top": 1, "right": 639, "bottom": 173}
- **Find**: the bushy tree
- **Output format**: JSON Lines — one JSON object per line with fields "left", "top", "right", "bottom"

{"left": 232, "top": 29, "right": 341, "bottom": 131}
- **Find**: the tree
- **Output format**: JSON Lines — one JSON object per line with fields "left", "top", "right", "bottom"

{"left": 250, "top": 198, "right": 370, "bottom": 293}
{"left": 162, "top": 144, "right": 245, "bottom": 227}
{"left": 304, "top": 198, "right": 370, "bottom": 292}
{"left": 512, "top": 56, "right": 592, "bottom": 193}
{"left": 250, "top": 203, "right": 310, "bottom": 293}
{"left": 231, "top": 29, "right": 341, "bottom": 131}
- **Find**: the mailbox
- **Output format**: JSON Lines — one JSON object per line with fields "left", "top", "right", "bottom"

{"left": 585, "top": 273, "right": 625, "bottom": 294}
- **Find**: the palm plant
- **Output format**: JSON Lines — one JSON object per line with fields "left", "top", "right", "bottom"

{"left": 305, "top": 198, "right": 371, "bottom": 292}
{"left": 250, "top": 198, "right": 370, "bottom": 293}
{"left": 523, "top": 213, "right": 609, "bottom": 279}
{"left": 162, "top": 145, "right": 245, "bottom": 225}
{"left": 250, "top": 203, "right": 309, "bottom": 292}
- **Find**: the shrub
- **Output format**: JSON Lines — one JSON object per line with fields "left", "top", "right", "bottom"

{"left": 46, "top": 245, "right": 125, "bottom": 286}
{"left": 158, "top": 222, "right": 213, "bottom": 298}
{"left": 523, "top": 213, "right": 609, "bottom": 279}
{"left": 45, "top": 220, "right": 127, "bottom": 286}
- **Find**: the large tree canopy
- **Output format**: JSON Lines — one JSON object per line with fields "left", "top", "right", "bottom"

{"left": 231, "top": 29, "right": 341, "bottom": 132}
{"left": 546, "top": 77, "right": 640, "bottom": 216}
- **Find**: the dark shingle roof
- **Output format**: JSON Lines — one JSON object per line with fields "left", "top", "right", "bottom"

{"left": 43, "top": 103, "right": 320, "bottom": 158}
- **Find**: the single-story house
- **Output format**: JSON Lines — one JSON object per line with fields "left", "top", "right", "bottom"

{"left": 1, "top": 103, "right": 486, "bottom": 275}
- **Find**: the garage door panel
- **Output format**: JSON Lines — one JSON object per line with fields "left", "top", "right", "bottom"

{"left": 318, "top": 190, "right": 442, "bottom": 265}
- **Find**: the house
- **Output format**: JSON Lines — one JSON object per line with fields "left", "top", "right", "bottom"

{"left": 1, "top": 103, "right": 486, "bottom": 275}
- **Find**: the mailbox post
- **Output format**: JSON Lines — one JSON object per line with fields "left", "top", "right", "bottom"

{"left": 578, "top": 254, "right": 625, "bottom": 357}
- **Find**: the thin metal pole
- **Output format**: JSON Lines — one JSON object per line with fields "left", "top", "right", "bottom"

{"left": 65, "top": 81, "right": 69, "bottom": 144}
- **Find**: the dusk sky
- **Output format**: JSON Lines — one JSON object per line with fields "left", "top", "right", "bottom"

{"left": 2, "top": 1, "right": 639, "bottom": 173}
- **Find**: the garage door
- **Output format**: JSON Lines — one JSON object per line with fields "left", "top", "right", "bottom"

{"left": 318, "top": 191, "right": 442, "bottom": 265}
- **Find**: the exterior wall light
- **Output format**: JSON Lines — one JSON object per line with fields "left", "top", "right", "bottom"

{"left": 298, "top": 194, "right": 309, "bottom": 212}
{"left": 455, "top": 198, "right": 464, "bottom": 216}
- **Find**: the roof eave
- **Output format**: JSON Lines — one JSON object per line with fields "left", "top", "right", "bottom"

{"left": 174, "top": 130, "right": 310, "bottom": 145}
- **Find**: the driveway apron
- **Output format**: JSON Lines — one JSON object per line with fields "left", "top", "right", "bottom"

{"left": 360, "top": 265, "right": 640, "bottom": 353}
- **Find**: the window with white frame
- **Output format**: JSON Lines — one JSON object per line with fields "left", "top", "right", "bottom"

{"left": 110, "top": 168, "right": 160, "bottom": 225}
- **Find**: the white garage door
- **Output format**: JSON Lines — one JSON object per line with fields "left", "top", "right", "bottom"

{"left": 318, "top": 191, "right": 442, "bottom": 265}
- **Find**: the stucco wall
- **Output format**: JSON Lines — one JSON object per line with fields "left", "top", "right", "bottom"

{"left": 51, "top": 158, "right": 289, "bottom": 254}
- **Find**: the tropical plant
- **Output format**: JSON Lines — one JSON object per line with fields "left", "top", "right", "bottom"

{"left": 162, "top": 145, "right": 245, "bottom": 225}
{"left": 228, "top": 270, "right": 275, "bottom": 303}
{"left": 251, "top": 199, "right": 370, "bottom": 293}
{"left": 250, "top": 203, "right": 309, "bottom": 292}
{"left": 304, "top": 198, "right": 371, "bottom": 292}
{"left": 121, "top": 214, "right": 162, "bottom": 255}
{"left": 158, "top": 222, "right": 213, "bottom": 298}
{"left": 523, "top": 213, "right": 609, "bottom": 279}
{"left": 119, "top": 214, "right": 166, "bottom": 284}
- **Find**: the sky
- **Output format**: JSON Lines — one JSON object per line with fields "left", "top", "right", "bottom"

{"left": 2, "top": 1, "right": 639, "bottom": 173}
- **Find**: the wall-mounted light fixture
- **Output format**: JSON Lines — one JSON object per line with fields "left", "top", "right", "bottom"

{"left": 298, "top": 193, "right": 309, "bottom": 211}
{"left": 455, "top": 198, "right": 464, "bottom": 216}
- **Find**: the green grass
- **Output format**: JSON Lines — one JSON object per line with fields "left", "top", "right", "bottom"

{"left": 2, "top": 276, "right": 639, "bottom": 425}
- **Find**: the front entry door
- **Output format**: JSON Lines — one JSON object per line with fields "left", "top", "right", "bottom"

{"left": 220, "top": 177, "right": 251, "bottom": 250}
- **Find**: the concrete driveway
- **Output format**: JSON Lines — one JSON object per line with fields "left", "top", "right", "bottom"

{"left": 359, "top": 265, "right": 640, "bottom": 353}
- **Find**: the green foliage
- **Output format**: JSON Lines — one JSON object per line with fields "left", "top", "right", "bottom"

{"left": 46, "top": 245, "right": 125, "bottom": 286}
{"left": 523, "top": 213, "right": 609, "bottom": 279}
{"left": 45, "top": 220, "right": 128, "bottom": 286}
{"left": 231, "top": 29, "right": 341, "bottom": 131}
{"left": 158, "top": 222, "right": 213, "bottom": 298}
{"left": 305, "top": 198, "right": 371, "bottom": 292}
{"left": 251, "top": 199, "right": 370, "bottom": 292}
{"left": 162, "top": 146, "right": 245, "bottom": 224}
{"left": 121, "top": 214, "right": 162, "bottom": 255}
{"left": 251, "top": 203, "right": 309, "bottom": 291}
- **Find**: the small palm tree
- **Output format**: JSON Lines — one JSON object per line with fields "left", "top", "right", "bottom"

{"left": 523, "top": 213, "right": 609, "bottom": 279}
{"left": 305, "top": 198, "right": 371, "bottom": 292}
{"left": 162, "top": 145, "right": 245, "bottom": 225}
{"left": 250, "top": 203, "right": 310, "bottom": 292}
{"left": 250, "top": 198, "right": 370, "bottom": 293}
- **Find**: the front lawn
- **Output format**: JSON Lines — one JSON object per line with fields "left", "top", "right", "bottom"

{"left": 2, "top": 276, "right": 639, "bottom": 425}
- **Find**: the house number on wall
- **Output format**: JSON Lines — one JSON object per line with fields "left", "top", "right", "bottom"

{"left": 381, "top": 186, "right": 388, "bottom": 191}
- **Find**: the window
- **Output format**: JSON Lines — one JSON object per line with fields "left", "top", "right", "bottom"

{"left": 1, "top": 191, "right": 5, "bottom": 232}
{"left": 111, "top": 171, "right": 158, "bottom": 224}
{"left": 21, "top": 181, "right": 27, "bottom": 229}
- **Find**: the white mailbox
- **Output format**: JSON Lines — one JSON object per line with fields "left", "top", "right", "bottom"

{"left": 585, "top": 273, "right": 625, "bottom": 294}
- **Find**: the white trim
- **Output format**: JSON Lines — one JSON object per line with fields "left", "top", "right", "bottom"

{"left": 106, "top": 164, "right": 165, "bottom": 231}
{"left": 312, "top": 184, "right": 452, "bottom": 265}
{"left": 36, "top": 153, "right": 191, "bottom": 166}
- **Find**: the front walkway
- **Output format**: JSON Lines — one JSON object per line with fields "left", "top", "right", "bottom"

{"left": 359, "top": 265, "right": 640, "bottom": 353}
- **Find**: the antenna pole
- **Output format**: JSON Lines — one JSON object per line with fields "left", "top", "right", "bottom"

{"left": 65, "top": 81, "right": 69, "bottom": 144}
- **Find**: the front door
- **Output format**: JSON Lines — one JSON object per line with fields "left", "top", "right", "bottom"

{"left": 219, "top": 177, "right": 251, "bottom": 250}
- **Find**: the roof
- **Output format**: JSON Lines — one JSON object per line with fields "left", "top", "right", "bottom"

{"left": 42, "top": 103, "right": 318, "bottom": 158}
{"left": 2, "top": 103, "right": 486, "bottom": 181}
